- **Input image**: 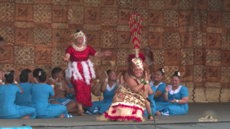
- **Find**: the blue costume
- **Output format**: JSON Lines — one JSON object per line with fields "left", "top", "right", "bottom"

{"left": 144, "top": 85, "right": 156, "bottom": 116}
{"left": 158, "top": 85, "right": 189, "bottom": 116}
{"left": 15, "top": 83, "right": 32, "bottom": 106}
{"left": 30, "top": 83, "right": 69, "bottom": 118}
{"left": 152, "top": 81, "right": 166, "bottom": 102}
{"left": 66, "top": 84, "right": 76, "bottom": 100}
{"left": 0, "top": 84, "right": 36, "bottom": 119}
{"left": 151, "top": 81, "right": 171, "bottom": 111}
{"left": 85, "top": 83, "right": 116, "bottom": 114}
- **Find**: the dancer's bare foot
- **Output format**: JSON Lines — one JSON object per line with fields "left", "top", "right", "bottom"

{"left": 77, "top": 110, "right": 86, "bottom": 116}
{"left": 58, "top": 114, "right": 65, "bottom": 118}
{"left": 21, "top": 115, "right": 30, "bottom": 119}
{"left": 156, "top": 111, "right": 161, "bottom": 116}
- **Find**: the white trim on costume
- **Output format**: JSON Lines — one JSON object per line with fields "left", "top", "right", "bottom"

{"left": 65, "top": 62, "right": 73, "bottom": 80}
{"left": 65, "top": 59, "right": 95, "bottom": 85}
{"left": 72, "top": 62, "right": 83, "bottom": 81}
{"left": 155, "top": 82, "right": 162, "bottom": 89}
{"left": 168, "top": 85, "right": 182, "bottom": 94}
{"left": 81, "top": 61, "right": 91, "bottom": 85}
{"left": 107, "top": 82, "right": 116, "bottom": 92}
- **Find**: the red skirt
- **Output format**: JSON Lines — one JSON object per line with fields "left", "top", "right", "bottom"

{"left": 67, "top": 60, "right": 95, "bottom": 107}
{"left": 71, "top": 77, "right": 92, "bottom": 107}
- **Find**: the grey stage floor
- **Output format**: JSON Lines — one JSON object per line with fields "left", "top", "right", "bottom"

{"left": 0, "top": 103, "right": 229, "bottom": 127}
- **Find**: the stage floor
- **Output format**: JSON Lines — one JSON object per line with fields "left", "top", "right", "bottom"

{"left": 0, "top": 103, "right": 229, "bottom": 127}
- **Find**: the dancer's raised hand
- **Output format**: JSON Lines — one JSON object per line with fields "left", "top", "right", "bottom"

{"left": 63, "top": 56, "right": 69, "bottom": 61}
{"left": 104, "top": 51, "right": 112, "bottom": 56}
{"left": 96, "top": 71, "right": 102, "bottom": 79}
{"left": 104, "top": 71, "right": 108, "bottom": 79}
{"left": 120, "top": 75, "right": 125, "bottom": 85}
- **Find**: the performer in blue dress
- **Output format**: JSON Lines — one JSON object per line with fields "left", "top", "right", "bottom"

{"left": 30, "top": 69, "right": 70, "bottom": 118}
{"left": 153, "top": 68, "right": 167, "bottom": 102}
{"left": 86, "top": 70, "right": 117, "bottom": 114}
{"left": 152, "top": 68, "right": 170, "bottom": 111}
{"left": 0, "top": 71, "right": 36, "bottom": 119}
{"left": 15, "top": 69, "right": 33, "bottom": 106}
{"left": 156, "top": 71, "right": 189, "bottom": 116}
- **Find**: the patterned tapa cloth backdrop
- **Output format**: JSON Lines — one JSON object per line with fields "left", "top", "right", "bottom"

{"left": 0, "top": 0, "right": 230, "bottom": 102}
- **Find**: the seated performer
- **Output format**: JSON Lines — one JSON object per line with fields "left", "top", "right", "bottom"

{"left": 156, "top": 71, "right": 189, "bottom": 116}
{"left": 86, "top": 70, "right": 118, "bottom": 114}
{"left": 30, "top": 69, "right": 70, "bottom": 118}
{"left": 152, "top": 68, "right": 169, "bottom": 111}
{"left": 63, "top": 29, "right": 111, "bottom": 115}
{"left": 0, "top": 71, "right": 36, "bottom": 119}
{"left": 49, "top": 67, "right": 77, "bottom": 113}
{"left": 15, "top": 69, "right": 33, "bottom": 106}
{"left": 96, "top": 52, "right": 155, "bottom": 122}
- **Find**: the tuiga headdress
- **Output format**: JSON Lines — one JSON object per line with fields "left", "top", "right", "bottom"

{"left": 127, "top": 13, "right": 144, "bottom": 69}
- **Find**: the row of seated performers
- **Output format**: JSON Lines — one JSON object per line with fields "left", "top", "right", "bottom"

{"left": 0, "top": 68, "right": 75, "bottom": 119}
{"left": 85, "top": 68, "right": 189, "bottom": 118}
{"left": 0, "top": 67, "right": 188, "bottom": 119}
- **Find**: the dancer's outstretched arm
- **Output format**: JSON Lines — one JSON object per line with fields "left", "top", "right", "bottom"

{"left": 94, "top": 51, "right": 111, "bottom": 58}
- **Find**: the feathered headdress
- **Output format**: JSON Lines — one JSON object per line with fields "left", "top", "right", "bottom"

{"left": 127, "top": 13, "right": 144, "bottom": 69}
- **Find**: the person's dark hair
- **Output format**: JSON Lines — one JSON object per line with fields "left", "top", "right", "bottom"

{"left": 37, "top": 70, "right": 47, "bottom": 83}
{"left": 33, "top": 68, "right": 43, "bottom": 78}
{"left": 157, "top": 68, "right": 164, "bottom": 76}
{"left": 24, "top": 69, "right": 32, "bottom": 74}
{"left": 4, "top": 70, "right": 15, "bottom": 83}
{"left": 172, "top": 71, "right": 180, "bottom": 79}
{"left": 107, "top": 70, "right": 112, "bottom": 75}
{"left": 76, "top": 29, "right": 81, "bottom": 33}
{"left": 0, "top": 37, "right": 3, "bottom": 41}
{"left": 20, "top": 70, "right": 29, "bottom": 82}
{"left": 52, "top": 67, "right": 62, "bottom": 76}
{"left": 122, "top": 71, "right": 127, "bottom": 77}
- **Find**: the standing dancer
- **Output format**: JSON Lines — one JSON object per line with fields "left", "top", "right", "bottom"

{"left": 63, "top": 30, "right": 111, "bottom": 116}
